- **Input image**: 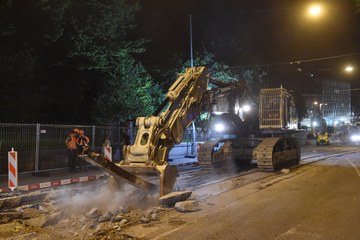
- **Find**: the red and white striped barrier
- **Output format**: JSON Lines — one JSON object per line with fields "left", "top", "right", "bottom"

{"left": 104, "top": 146, "right": 112, "bottom": 162}
{"left": 0, "top": 174, "right": 105, "bottom": 193}
{"left": 8, "top": 148, "right": 18, "bottom": 191}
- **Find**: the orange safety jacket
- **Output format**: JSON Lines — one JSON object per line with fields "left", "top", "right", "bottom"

{"left": 65, "top": 133, "right": 78, "bottom": 150}
{"left": 77, "top": 134, "right": 90, "bottom": 147}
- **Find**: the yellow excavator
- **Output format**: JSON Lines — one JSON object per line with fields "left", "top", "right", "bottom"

{"left": 79, "top": 67, "right": 300, "bottom": 196}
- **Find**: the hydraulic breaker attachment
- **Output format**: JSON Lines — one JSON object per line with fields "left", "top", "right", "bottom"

{"left": 155, "top": 164, "right": 179, "bottom": 196}
{"left": 78, "top": 149, "right": 158, "bottom": 194}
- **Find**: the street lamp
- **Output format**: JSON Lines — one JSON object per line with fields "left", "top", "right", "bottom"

{"left": 308, "top": 4, "right": 322, "bottom": 17}
{"left": 345, "top": 65, "right": 354, "bottom": 73}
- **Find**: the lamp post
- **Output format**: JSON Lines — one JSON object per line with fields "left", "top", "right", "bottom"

{"left": 189, "top": 14, "right": 194, "bottom": 68}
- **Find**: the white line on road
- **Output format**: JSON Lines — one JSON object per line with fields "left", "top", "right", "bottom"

{"left": 346, "top": 159, "right": 360, "bottom": 177}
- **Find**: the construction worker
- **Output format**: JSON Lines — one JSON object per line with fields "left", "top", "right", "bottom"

{"left": 77, "top": 129, "right": 90, "bottom": 171}
{"left": 65, "top": 128, "right": 79, "bottom": 172}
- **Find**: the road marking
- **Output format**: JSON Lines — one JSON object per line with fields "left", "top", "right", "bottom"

{"left": 346, "top": 159, "right": 360, "bottom": 177}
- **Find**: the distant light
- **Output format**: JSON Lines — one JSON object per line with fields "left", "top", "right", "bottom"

{"left": 345, "top": 65, "right": 354, "bottom": 73}
{"left": 314, "top": 101, "right": 318, "bottom": 105}
{"left": 242, "top": 105, "right": 251, "bottom": 112}
{"left": 213, "top": 111, "right": 224, "bottom": 116}
{"left": 312, "top": 121, "right": 318, "bottom": 127}
{"left": 308, "top": 4, "right": 322, "bottom": 17}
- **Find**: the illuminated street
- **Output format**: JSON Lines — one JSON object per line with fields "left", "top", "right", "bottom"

{"left": 121, "top": 144, "right": 360, "bottom": 240}
{"left": 1, "top": 144, "right": 360, "bottom": 239}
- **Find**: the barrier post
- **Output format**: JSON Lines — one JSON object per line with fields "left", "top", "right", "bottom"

{"left": 8, "top": 147, "right": 18, "bottom": 191}
{"left": 104, "top": 146, "right": 112, "bottom": 162}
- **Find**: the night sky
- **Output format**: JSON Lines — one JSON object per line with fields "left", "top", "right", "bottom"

{"left": 1, "top": 0, "right": 360, "bottom": 122}
{"left": 137, "top": 0, "right": 360, "bottom": 87}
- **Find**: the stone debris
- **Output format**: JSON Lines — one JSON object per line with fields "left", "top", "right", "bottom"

{"left": 174, "top": 200, "right": 200, "bottom": 212}
{"left": 42, "top": 211, "right": 64, "bottom": 227}
{"left": 111, "top": 214, "right": 124, "bottom": 222}
{"left": 0, "top": 183, "right": 194, "bottom": 239}
{"left": 97, "top": 211, "right": 113, "bottom": 222}
{"left": 0, "top": 210, "right": 24, "bottom": 224}
{"left": 281, "top": 168, "right": 290, "bottom": 174}
{"left": 159, "top": 191, "right": 192, "bottom": 206}
{"left": 0, "top": 196, "right": 22, "bottom": 209}
{"left": 86, "top": 207, "right": 101, "bottom": 219}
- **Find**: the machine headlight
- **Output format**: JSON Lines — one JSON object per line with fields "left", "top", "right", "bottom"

{"left": 242, "top": 105, "right": 251, "bottom": 112}
{"left": 350, "top": 134, "right": 360, "bottom": 142}
{"left": 214, "top": 123, "right": 225, "bottom": 132}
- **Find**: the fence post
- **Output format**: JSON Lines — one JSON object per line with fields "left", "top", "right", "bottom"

{"left": 35, "top": 123, "right": 40, "bottom": 172}
{"left": 92, "top": 125, "right": 96, "bottom": 150}
{"left": 129, "top": 122, "right": 134, "bottom": 144}
{"left": 191, "top": 121, "right": 197, "bottom": 155}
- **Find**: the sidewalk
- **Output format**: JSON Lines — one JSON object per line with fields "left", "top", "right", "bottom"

{"left": 0, "top": 156, "right": 199, "bottom": 193}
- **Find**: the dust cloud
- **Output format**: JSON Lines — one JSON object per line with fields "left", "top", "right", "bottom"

{"left": 51, "top": 176, "right": 160, "bottom": 216}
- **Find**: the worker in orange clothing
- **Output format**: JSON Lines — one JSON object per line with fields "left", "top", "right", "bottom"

{"left": 76, "top": 129, "right": 90, "bottom": 171}
{"left": 65, "top": 128, "right": 80, "bottom": 172}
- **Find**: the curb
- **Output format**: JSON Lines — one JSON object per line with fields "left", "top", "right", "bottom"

{"left": 0, "top": 161, "right": 199, "bottom": 193}
{"left": 172, "top": 161, "right": 199, "bottom": 167}
{"left": 0, "top": 174, "right": 105, "bottom": 193}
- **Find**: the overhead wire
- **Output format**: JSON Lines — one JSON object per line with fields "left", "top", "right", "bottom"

{"left": 228, "top": 52, "right": 360, "bottom": 69}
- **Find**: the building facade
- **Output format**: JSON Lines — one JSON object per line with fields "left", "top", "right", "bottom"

{"left": 321, "top": 79, "right": 351, "bottom": 126}
{"left": 301, "top": 79, "right": 351, "bottom": 128}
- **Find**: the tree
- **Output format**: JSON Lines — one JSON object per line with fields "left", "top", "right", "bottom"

{"left": 92, "top": 54, "right": 163, "bottom": 123}
{"left": 0, "top": 1, "right": 48, "bottom": 121}
{"left": 355, "top": 0, "right": 360, "bottom": 12}
{"left": 157, "top": 47, "right": 268, "bottom": 97}
{"left": 0, "top": 0, "right": 162, "bottom": 123}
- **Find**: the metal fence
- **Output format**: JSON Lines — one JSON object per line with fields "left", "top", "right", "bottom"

{"left": 0, "top": 122, "right": 200, "bottom": 175}
{"left": 0, "top": 123, "right": 134, "bottom": 175}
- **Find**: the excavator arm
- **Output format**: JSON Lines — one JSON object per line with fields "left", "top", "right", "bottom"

{"left": 122, "top": 66, "right": 209, "bottom": 166}
{"left": 119, "top": 67, "right": 209, "bottom": 195}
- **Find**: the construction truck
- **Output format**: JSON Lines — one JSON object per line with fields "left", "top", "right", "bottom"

{"left": 79, "top": 66, "right": 300, "bottom": 196}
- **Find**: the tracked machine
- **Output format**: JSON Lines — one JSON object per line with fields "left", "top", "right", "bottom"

{"left": 198, "top": 87, "right": 300, "bottom": 171}
{"left": 79, "top": 67, "right": 300, "bottom": 196}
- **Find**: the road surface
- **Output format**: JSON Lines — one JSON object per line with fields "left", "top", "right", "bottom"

{"left": 122, "top": 145, "right": 360, "bottom": 240}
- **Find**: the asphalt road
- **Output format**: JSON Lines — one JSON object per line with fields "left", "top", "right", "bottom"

{"left": 122, "top": 144, "right": 360, "bottom": 240}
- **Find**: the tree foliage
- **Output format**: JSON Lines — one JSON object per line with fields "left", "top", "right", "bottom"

{"left": 158, "top": 47, "right": 268, "bottom": 97}
{"left": 0, "top": 0, "right": 162, "bottom": 123}
{"left": 355, "top": 0, "right": 360, "bottom": 12}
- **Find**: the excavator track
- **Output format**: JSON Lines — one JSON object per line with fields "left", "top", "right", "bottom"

{"left": 253, "top": 137, "right": 300, "bottom": 171}
{"left": 197, "top": 138, "right": 261, "bottom": 167}
{"left": 197, "top": 139, "right": 231, "bottom": 165}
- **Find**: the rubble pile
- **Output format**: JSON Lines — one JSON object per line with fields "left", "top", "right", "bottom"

{"left": 0, "top": 180, "right": 199, "bottom": 239}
